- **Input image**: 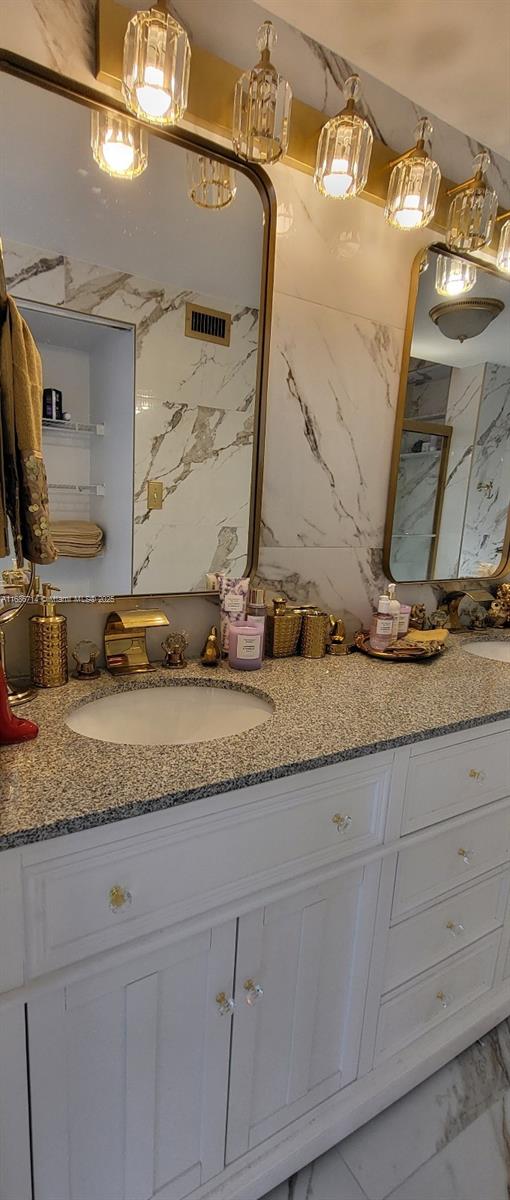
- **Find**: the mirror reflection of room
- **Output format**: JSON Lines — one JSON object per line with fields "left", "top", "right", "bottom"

{"left": 388, "top": 246, "right": 510, "bottom": 582}
{"left": 0, "top": 71, "right": 265, "bottom": 598}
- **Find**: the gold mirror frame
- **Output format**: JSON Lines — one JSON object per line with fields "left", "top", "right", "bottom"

{"left": 383, "top": 242, "right": 510, "bottom": 586}
{"left": 0, "top": 49, "right": 276, "bottom": 600}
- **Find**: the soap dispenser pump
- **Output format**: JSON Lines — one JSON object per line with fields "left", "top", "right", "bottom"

{"left": 29, "top": 584, "right": 68, "bottom": 687}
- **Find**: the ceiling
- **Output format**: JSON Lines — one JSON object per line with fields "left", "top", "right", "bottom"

{"left": 255, "top": 0, "right": 510, "bottom": 159}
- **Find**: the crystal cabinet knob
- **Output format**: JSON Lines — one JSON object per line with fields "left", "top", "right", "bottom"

{"left": 331, "top": 813, "right": 352, "bottom": 833}
{"left": 446, "top": 920, "right": 464, "bottom": 937}
{"left": 109, "top": 884, "right": 132, "bottom": 912}
{"left": 216, "top": 992, "right": 235, "bottom": 1016}
{"left": 468, "top": 768, "right": 486, "bottom": 782}
{"left": 457, "top": 848, "right": 474, "bottom": 865}
{"left": 436, "top": 990, "right": 453, "bottom": 1009}
{"left": 243, "top": 979, "right": 264, "bottom": 1005}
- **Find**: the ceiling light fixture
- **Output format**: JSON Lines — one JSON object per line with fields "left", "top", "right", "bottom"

{"left": 446, "top": 151, "right": 498, "bottom": 251}
{"left": 435, "top": 254, "right": 477, "bottom": 297}
{"left": 122, "top": 1, "right": 190, "bottom": 125}
{"left": 314, "top": 74, "right": 373, "bottom": 200}
{"left": 429, "top": 297, "right": 504, "bottom": 342}
{"left": 187, "top": 153, "right": 237, "bottom": 210}
{"left": 496, "top": 211, "right": 510, "bottom": 274}
{"left": 91, "top": 110, "right": 148, "bottom": 179}
{"left": 385, "top": 118, "right": 440, "bottom": 231}
{"left": 232, "top": 21, "right": 292, "bottom": 164}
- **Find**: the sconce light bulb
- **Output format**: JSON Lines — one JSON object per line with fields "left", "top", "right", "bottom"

{"left": 322, "top": 158, "right": 353, "bottom": 198}
{"left": 497, "top": 218, "right": 510, "bottom": 274}
{"left": 135, "top": 66, "right": 172, "bottom": 119}
{"left": 101, "top": 136, "right": 135, "bottom": 175}
{"left": 392, "top": 194, "right": 423, "bottom": 229}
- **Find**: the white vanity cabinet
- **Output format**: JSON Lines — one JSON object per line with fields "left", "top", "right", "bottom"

{"left": 3, "top": 718, "right": 510, "bottom": 1200}
{"left": 27, "top": 922, "right": 237, "bottom": 1200}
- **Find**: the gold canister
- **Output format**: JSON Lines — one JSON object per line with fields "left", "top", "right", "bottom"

{"left": 29, "top": 585, "right": 68, "bottom": 687}
{"left": 265, "top": 598, "right": 302, "bottom": 657}
{"left": 299, "top": 609, "right": 330, "bottom": 658}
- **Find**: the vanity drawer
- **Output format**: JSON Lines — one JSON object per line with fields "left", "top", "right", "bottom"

{"left": 23, "top": 765, "right": 389, "bottom": 975}
{"left": 393, "top": 802, "right": 510, "bottom": 918}
{"left": 383, "top": 869, "right": 510, "bottom": 993}
{"left": 375, "top": 931, "right": 500, "bottom": 1063}
{"left": 402, "top": 732, "right": 510, "bottom": 834}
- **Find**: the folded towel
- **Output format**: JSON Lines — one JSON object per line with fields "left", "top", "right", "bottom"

{"left": 50, "top": 520, "right": 104, "bottom": 558}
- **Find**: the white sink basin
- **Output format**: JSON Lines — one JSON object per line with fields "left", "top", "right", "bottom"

{"left": 463, "top": 640, "right": 510, "bottom": 664}
{"left": 66, "top": 683, "right": 273, "bottom": 746}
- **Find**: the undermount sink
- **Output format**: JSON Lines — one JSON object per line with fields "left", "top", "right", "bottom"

{"left": 463, "top": 640, "right": 510, "bottom": 664}
{"left": 66, "top": 683, "right": 274, "bottom": 746}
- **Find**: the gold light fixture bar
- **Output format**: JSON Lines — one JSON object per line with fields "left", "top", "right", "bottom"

{"left": 96, "top": 0, "right": 507, "bottom": 252}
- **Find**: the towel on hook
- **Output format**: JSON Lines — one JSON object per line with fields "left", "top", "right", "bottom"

{"left": 0, "top": 245, "right": 56, "bottom": 565}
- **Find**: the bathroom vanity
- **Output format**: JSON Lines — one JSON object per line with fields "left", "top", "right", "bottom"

{"left": 2, "top": 641, "right": 510, "bottom": 1200}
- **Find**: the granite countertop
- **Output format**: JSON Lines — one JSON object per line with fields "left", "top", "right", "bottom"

{"left": 1, "top": 631, "right": 510, "bottom": 850}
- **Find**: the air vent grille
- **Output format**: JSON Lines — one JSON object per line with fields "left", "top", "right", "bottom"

{"left": 185, "top": 302, "right": 231, "bottom": 346}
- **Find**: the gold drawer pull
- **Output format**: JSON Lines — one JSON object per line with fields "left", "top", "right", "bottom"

{"left": 216, "top": 991, "right": 235, "bottom": 1016}
{"left": 108, "top": 884, "right": 132, "bottom": 912}
{"left": 436, "top": 990, "right": 453, "bottom": 1009}
{"left": 446, "top": 920, "right": 464, "bottom": 937}
{"left": 331, "top": 813, "right": 352, "bottom": 833}
{"left": 457, "top": 847, "right": 474, "bottom": 865}
{"left": 468, "top": 768, "right": 486, "bottom": 782}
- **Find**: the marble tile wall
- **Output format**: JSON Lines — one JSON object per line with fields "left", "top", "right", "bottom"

{"left": 4, "top": 240, "right": 258, "bottom": 593}
{"left": 460, "top": 364, "right": 510, "bottom": 577}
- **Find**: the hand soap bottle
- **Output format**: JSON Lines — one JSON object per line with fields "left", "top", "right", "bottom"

{"left": 29, "top": 584, "right": 68, "bottom": 687}
{"left": 369, "top": 591, "right": 393, "bottom": 652}
{"left": 387, "top": 583, "right": 401, "bottom": 640}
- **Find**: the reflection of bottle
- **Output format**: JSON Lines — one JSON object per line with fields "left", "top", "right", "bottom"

{"left": 43, "top": 388, "right": 63, "bottom": 421}
{"left": 369, "top": 592, "right": 393, "bottom": 651}
{"left": 388, "top": 583, "right": 401, "bottom": 639}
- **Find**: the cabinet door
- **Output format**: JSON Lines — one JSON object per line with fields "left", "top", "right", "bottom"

{"left": 27, "top": 922, "right": 236, "bottom": 1200}
{"left": 226, "top": 862, "right": 380, "bottom": 1161}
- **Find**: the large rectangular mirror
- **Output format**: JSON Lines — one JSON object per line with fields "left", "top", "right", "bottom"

{"left": 0, "top": 63, "right": 273, "bottom": 598}
{"left": 384, "top": 244, "right": 510, "bottom": 582}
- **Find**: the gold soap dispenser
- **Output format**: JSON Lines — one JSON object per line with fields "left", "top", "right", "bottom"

{"left": 29, "top": 584, "right": 68, "bottom": 687}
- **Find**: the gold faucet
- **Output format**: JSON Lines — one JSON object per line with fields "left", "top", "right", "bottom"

{"left": 443, "top": 587, "right": 493, "bottom": 631}
{"left": 104, "top": 609, "right": 169, "bottom": 675}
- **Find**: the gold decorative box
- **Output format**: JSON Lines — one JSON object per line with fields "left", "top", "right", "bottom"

{"left": 266, "top": 598, "right": 302, "bottom": 657}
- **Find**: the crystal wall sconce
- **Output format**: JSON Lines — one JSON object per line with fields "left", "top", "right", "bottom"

{"left": 496, "top": 212, "right": 510, "bottom": 273}
{"left": 435, "top": 253, "right": 477, "bottom": 296}
{"left": 232, "top": 21, "right": 292, "bottom": 164}
{"left": 446, "top": 151, "right": 498, "bottom": 251}
{"left": 122, "top": 1, "right": 190, "bottom": 125}
{"left": 91, "top": 110, "right": 148, "bottom": 178}
{"left": 314, "top": 75, "right": 373, "bottom": 199}
{"left": 186, "top": 153, "right": 237, "bottom": 210}
{"left": 385, "top": 118, "right": 441, "bottom": 230}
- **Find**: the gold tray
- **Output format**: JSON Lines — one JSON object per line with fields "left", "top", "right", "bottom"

{"left": 354, "top": 632, "right": 447, "bottom": 662}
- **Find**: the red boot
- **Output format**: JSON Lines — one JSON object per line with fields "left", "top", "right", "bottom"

{"left": 0, "top": 666, "right": 38, "bottom": 745}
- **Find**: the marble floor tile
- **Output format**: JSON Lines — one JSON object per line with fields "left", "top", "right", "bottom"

{"left": 339, "top": 1022, "right": 510, "bottom": 1200}
{"left": 386, "top": 1093, "right": 510, "bottom": 1200}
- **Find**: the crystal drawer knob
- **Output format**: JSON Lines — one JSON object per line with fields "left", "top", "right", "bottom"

{"left": 109, "top": 885, "right": 132, "bottom": 912}
{"left": 436, "top": 990, "right": 453, "bottom": 1009}
{"left": 468, "top": 768, "right": 486, "bottom": 782}
{"left": 216, "top": 992, "right": 235, "bottom": 1016}
{"left": 331, "top": 813, "right": 352, "bottom": 833}
{"left": 457, "top": 847, "right": 474, "bottom": 865}
{"left": 446, "top": 920, "right": 464, "bottom": 937}
{"left": 243, "top": 979, "right": 264, "bottom": 1005}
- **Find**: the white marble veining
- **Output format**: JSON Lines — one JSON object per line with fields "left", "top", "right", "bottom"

{"left": 434, "top": 364, "right": 484, "bottom": 579}
{"left": 460, "top": 363, "right": 510, "bottom": 576}
{"left": 262, "top": 1018, "right": 510, "bottom": 1200}
{"left": 261, "top": 293, "right": 402, "bottom": 551}
{"left": 4, "top": 240, "right": 259, "bottom": 592}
